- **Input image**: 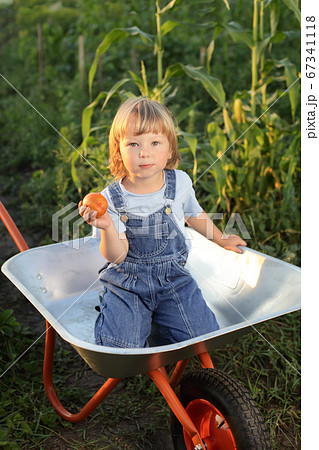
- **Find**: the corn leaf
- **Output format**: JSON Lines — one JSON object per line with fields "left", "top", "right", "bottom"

{"left": 224, "top": 21, "right": 254, "bottom": 48}
{"left": 82, "top": 78, "right": 131, "bottom": 140}
{"left": 282, "top": 0, "right": 301, "bottom": 25}
{"left": 81, "top": 92, "right": 107, "bottom": 139}
{"left": 181, "top": 64, "right": 226, "bottom": 107}
{"left": 276, "top": 58, "right": 300, "bottom": 121}
{"left": 161, "top": 20, "right": 180, "bottom": 37}
{"left": 177, "top": 101, "right": 201, "bottom": 123}
{"left": 269, "top": 0, "right": 281, "bottom": 36}
{"left": 162, "top": 63, "right": 225, "bottom": 107}
{"left": 207, "top": 122, "right": 227, "bottom": 153}
{"left": 178, "top": 131, "right": 197, "bottom": 157}
{"left": 71, "top": 150, "right": 81, "bottom": 194}
{"left": 159, "top": 0, "right": 180, "bottom": 14}
{"left": 205, "top": 150, "right": 226, "bottom": 206}
{"left": 101, "top": 78, "right": 131, "bottom": 111}
{"left": 88, "top": 27, "right": 152, "bottom": 99}
{"left": 162, "top": 63, "right": 185, "bottom": 82}
{"left": 256, "top": 32, "right": 285, "bottom": 63}
{"left": 223, "top": 107, "right": 236, "bottom": 142}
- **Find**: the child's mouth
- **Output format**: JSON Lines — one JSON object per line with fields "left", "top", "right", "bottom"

{"left": 139, "top": 164, "right": 154, "bottom": 169}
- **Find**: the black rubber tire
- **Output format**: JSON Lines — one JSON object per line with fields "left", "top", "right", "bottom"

{"left": 170, "top": 368, "right": 271, "bottom": 450}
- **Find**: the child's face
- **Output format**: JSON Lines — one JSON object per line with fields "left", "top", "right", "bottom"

{"left": 118, "top": 117, "right": 172, "bottom": 181}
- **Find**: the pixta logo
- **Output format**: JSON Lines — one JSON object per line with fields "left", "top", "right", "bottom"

{"left": 210, "top": 213, "right": 252, "bottom": 240}
{"left": 52, "top": 203, "right": 91, "bottom": 249}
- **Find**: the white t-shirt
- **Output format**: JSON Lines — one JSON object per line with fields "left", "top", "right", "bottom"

{"left": 92, "top": 170, "right": 203, "bottom": 247}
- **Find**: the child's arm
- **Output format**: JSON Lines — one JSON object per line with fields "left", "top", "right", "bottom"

{"left": 186, "top": 210, "right": 247, "bottom": 254}
{"left": 79, "top": 202, "right": 128, "bottom": 263}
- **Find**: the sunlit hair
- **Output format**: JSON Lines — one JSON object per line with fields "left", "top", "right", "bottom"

{"left": 108, "top": 97, "right": 181, "bottom": 180}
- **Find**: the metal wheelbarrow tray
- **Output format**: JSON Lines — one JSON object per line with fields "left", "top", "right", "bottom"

{"left": 1, "top": 201, "right": 300, "bottom": 449}
{"left": 1, "top": 228, "right": 300, "bottom": 379}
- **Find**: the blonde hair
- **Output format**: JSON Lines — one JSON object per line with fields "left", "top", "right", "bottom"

{"left": 108, "top": 97, "right": 181, "bottom": 180}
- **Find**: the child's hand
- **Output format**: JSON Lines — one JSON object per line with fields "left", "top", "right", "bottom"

{"left": 220, "top": 234, "right": 247, "bottom": 254}
{"left": 78, "top": 200, "right": 113, "bottom": 230}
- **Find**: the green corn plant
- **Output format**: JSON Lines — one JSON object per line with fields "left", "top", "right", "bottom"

{"left": 223, "top": 0, "right": 299, "bottom": 119}
{"left": 73, "top": 0, "right": 227, "bottom": 193}
{"left": 68, "top": 0, "right": 300, "bottom": 267}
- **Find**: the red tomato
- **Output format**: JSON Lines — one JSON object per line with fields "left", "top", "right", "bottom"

{"left": 83, "top": 193, "right": 108, "bottom": 217}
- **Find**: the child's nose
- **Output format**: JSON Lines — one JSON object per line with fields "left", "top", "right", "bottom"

{"left": 139, "top": 147, "right": 150, "bottom": 157}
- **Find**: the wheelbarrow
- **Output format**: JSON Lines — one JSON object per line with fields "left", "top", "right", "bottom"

{"left": 0, "top": 201, "right": 300, "bottom": 449}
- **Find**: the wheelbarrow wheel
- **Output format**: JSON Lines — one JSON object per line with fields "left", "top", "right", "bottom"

{"left": 170, "top": 368, "right": 271, "bottom": 450}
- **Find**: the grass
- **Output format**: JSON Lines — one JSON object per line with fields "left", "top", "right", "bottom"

{"left": 0, "top": 307, "right": 300, "bottom": 449}
{"left": 208, "top": 311, "right": 301, "bottom": 448}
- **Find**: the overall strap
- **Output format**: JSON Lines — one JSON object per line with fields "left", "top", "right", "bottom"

{"left": 164, "top": 169, "right": 176, "bottom": 201}
{"left": 109, "top": 170, "right": 176, "bottom": 213}
{"left": 108, "top": 180, "right": 126, "bottom": 212}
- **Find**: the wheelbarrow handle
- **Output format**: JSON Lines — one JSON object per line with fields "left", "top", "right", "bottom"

{"left": 0, "top": 201, "right": 29, "bottom": 252}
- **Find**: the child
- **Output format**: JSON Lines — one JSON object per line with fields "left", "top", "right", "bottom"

{"left": 79, "top": 97, "right": 246, "bottom": 348}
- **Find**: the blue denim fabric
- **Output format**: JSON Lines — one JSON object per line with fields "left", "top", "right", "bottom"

{"left": 95, "top": 170, "right": 219, "bottom": 348}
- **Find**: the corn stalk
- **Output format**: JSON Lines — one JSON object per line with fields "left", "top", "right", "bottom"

{"left": 251, "top": 0, "right": 258, "bottom": 116}
{"left": 155, "top": 0, "right": 164, "bottom": 96}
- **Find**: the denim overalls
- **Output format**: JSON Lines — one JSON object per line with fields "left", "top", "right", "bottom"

{"left": 95, "top": 169, "right": 219, "bottom": 348}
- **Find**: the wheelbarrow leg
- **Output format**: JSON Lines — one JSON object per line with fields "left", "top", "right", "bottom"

{"left": 169, "top": 359, "right": 189, "bottom": 388}
{"left": 198, "top": 352, "right": 214, "bottom": 369}
{"left": 148, "top": 367, "right": 206, "bottom": 449}
{"left": 43, "top": 321, "right": 121, "bottom": 423}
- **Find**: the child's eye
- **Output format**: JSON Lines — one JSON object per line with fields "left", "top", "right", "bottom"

{"left": 152, "top": 141, "right": 160, "bottom": 146}
{"left": 128, "top": 142, "right": 138, "bottom": 147}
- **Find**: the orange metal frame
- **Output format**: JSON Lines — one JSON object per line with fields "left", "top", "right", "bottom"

{"left": 1, "top": 201, "right": 215, "bottom": 449}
